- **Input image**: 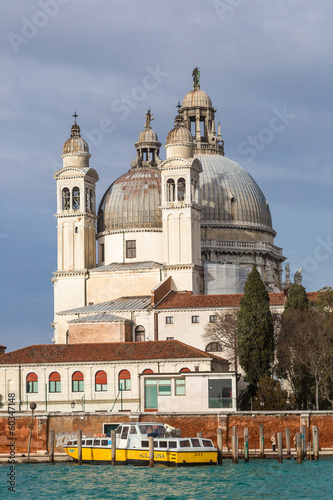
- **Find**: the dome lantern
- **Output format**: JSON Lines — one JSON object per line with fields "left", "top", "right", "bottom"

{"left": 165, "top": 112, "right": 194, "bottom": 159}
{"left": 131, "top": 109, "right": 161, "bottom": 168}
{"left": 61, "top": 112, "right": 91, "bottom": 168}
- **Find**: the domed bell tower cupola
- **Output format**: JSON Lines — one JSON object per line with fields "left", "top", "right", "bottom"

{"left": 180, "top": 67, "right": 224, "bottom": 156}
{"left": 130, "top": 109, "right": 161, "bottom": 168}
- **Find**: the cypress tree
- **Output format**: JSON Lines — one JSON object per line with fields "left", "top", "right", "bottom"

{"left": 284, "top": 284, "right": 309, "bottom": 312}
{"left": 237, "top": 267, "right": 274, "bottom": 385}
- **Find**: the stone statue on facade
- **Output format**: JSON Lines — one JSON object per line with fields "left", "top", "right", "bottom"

{"left": 285, "top": 263, "right": 292, "bottom": 284}
{"left": 294, "top": 267, "right": 303, "bottom": 285}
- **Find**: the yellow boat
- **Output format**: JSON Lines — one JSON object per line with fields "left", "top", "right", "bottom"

{"left": 63, "top": 422, "right": 217, "bottom": 466}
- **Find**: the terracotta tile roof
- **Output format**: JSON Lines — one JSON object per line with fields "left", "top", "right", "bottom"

{"left": 0, "top": 341, "right": 226, "bottom": 365}
{"left": 155, "top": 291, "right": 318, "bottom": 310}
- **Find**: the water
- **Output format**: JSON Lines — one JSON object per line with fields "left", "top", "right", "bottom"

{"left": 1, "top": 459, "right": 332, "bottom": 500}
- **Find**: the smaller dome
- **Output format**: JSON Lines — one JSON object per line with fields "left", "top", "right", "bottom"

{"left": 138, "top": 128, "right": 158, "bottom": 143}
{"left": 62, "top": 122, "right": 89, "bottom": 155}
{"left": 182, "top": 88, "right": 212, "bottom": 108}
{"left": 166, "top": 115, "right": 193, "bottom": 144}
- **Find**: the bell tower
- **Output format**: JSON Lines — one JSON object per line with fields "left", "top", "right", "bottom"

{"left": 53, "top": 114, "right": 99, "bottom": 271}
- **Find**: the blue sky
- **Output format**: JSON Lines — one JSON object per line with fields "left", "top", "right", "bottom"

{"left": 1, "top": 1, "right": 333, "bottom": 351}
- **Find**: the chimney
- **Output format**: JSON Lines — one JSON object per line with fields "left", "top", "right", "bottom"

{"left": 0, "top": 345, "right": 7, "bottom": 355}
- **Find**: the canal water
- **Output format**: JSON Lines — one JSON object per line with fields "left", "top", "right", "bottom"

{"left": 1, "top": 458, "right": 332, "bottom": 499}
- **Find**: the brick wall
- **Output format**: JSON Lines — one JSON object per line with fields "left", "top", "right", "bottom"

{"left": 0, "top": 412, "right": 332, "bottom": 455}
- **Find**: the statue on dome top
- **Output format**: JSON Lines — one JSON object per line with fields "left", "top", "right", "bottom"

{"left": 145, "top": 109, "right": 154, "bottom": 129}
{"left": 192, "top": 67, "right": 200, "bottom": 88}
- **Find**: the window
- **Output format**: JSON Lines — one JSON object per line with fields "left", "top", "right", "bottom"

{"left": 100, "top": 243, "right": 105, "bottom": 263}
{"left": 209, "top": 315, "right": 217, "bottom": 323}
{"left": 135, "top": 325, "right": 145, "bottom": 342}
{"left": 158, "top": 379, "right": 171, "bottom": 396}
{"left": 72, "top": 371, "right": 84, "bottom": 392}
{"left": 142, "top": 369, "right": 154, "bottom": 374}
{"left": 26, "top": 373, "right": 38, "bottom": 393}
{"left": 166, "top": 337, "right": 174, "bottom": 340}
{"left": 177, "top": 178, "right": 186, "bottom": 201}
{"left": 95, "top": 370, "right": 107, "bottom": 391}
{"left": 119, "top": 370, "right": 131, "bottom": 391}
{"left": 180, "top": 367, "right": 191, "bottom": 373}
{"left": 206, "top": 342, "right": 222, "bottom": 352}
{"left": 126, "top": 240, "right": 136, "bottom": 258}
{"left": 72, "top": 187, "right": 80, "bottom": 210}
{"left": 85, "top": 187, "right": 89, "bottom": 210}
{"left": 49, "top": 372, "right": 61, "bottom": 393}
{"left": 208, "top": 379, "right": 233, "bottom": 409}
{"left": 191, "top": 315, "right": 199, "bottom": 323}
{"left": 167, "top": 178, "right": 175, "bottom": 202}
{"left": 62, "top": 188, "right": 70, "bottom": 210}
{"left": 165, "top": 316, "right": 173, "bottom": 324}
{"left": 90, "top": 189, "right": 94, "bottom": 211}
{"left": 74, "top": 226, "right": 79, "bottom": 234}
{"left": 175, "top": 379, "right": 186, "bottom": 396}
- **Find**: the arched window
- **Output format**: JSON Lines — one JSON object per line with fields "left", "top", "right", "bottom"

{"left": 49, "top": 372, "right": 61, "bottom": 393}
{"left": 205, "top": 342, "right": 222, "bottom": 352}
{"left": 26, "top": 373, "right": 38, "bottom": 393}
{"left": 142, "top": 369, "right": 154, "bottom": 374}
{"left": 72, "top": 187, "right": 80, "bottom": 210}
{"left": 62, "top": 188, "right": 70, "bottom": 210}
{"left": 177, "top": 178, "right": 186, "bottom": 202}
{"left": 72, "top": 371, "right": 84, "bottom": 392}
{"left": 118, "top": 370, "right": 131, "bottom": 391}
{"left": 95, "top": 370, "right": 107, "bottom": 391}
{"left": 180, "top": 368, "right": 191, "bottom": 373}
{"left": 90, "top": 189, "right": 94, "bottom": 211}
{"left": 85, "top": 187, "right": 89, "bottom": 210}
{"left": 98, "top": 209, "right": 104, "bottom": 233}
{"left": 167, "top": 179, "right": 175, "bottom": 202}
{"left": 135, "top": 325, "right": 145, "bottom": 342}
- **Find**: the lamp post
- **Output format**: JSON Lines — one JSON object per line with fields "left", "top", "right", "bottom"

{"left": 27, "top": 402, "right": 37, "bottom": 459}
{"left": 260, "top": 399, "right": 265, "bottom": 411}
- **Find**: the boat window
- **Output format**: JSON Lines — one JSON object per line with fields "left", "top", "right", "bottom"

{"left": 82, "top": 440, "right": 86, "bottom": 445}
{"left": 116, "top": 427, "right": 122, "bottom": 435}
{"left": 121, "top": 427, "right": 129, "bottom": 439}
{"left": 159, "top": 441, "right": 168, "bottom": 448}
{"left": 191, "top": 438, "right": 201, "bottom": 447}
{"left": 101, "top": 439, "right": 108, "bottom": 446}
{"left": 67, "top": 441, "right": 72, "bottom": 446}
{"left": 130, "top": 426, "right": 137, "bottom": 434}
{"left": 202, "top": 439, "right": 214, "bottom": 447}
{"left": 141, "top": 440, "right": 149, "bottom": 448}
{"left": 139, "top": 425, "right": 147, "bottom": 434}
{"left": 180, "top": 440, "right": 191, "bottom": 448}
{"left": 154, "top": 441, "right": 159, "bottom": 448}
{"left": 73, "top": 441, "right": 77, "bottom": 446}
{"left": 86, "top": 439, "right": 92, "bottom": 446}
{"left": 169, "top": 441, "right": 177, "bottom": 449}
{"left": 93, "top": 439, "right": 100, "bottom": 446}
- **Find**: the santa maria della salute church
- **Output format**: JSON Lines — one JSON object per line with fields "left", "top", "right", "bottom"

{"left": 52, "top": 69, "right": 285, "bottom": 346}
{"left": 0, "top": 70, "right": 293, "bottom": 415}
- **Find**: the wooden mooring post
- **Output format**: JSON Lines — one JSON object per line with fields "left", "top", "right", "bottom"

{"left": 296, "top": 433, "right": 302, "bottom": 464}
{"left": 285, "top": 428, "right": 291, "bottom": 459}
{"left": 217, "top": 427, "right": 223, "bottom": 465}
{"left": 277, "top": 432, "right": 283, "bottom": 463}
{"left": 300, "top": 425, "right": 307, "bottom": 459}
{"left": 244, "top": 428, "right": 249, "bottom": 462}
{"left": 231, "top": 434, "right": 238, "bottom": 464}
{"left": 259, "top": 424, "right": 264, "bottom": 459}
{"left": 49, "top": 430, "right": 55, "bottom": 464}
{"left": 313, "top": 426, "right": 319, "bottom": 461}
{"left": 77, "top": 430, "right": 82, "bottom": 466}
{"left": 111, "top": 430, "right": 116, "bottom": 466}
{"left": 149, "top": 436, "right": 154, "bottom": 467}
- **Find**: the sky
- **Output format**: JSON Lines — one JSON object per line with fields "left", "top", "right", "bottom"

{"left": 1, "top": 0, "right": 333, "bottom": 352}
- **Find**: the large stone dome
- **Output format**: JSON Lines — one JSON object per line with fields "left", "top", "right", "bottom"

{"left": 182, "top": 88, "right": 212, "bottom": 108}
{"left": 198, "top": 154, "right": 272, "bottom": 229}
{"left": 98, "top": 167, "right": 162, "bottom": 232}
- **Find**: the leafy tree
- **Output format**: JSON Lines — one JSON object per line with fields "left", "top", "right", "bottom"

{"left": 237, "top": 267, "right": 274, "bottom": 386}
{"left": 253, "top": 375, "right": 295, "bottom": 411}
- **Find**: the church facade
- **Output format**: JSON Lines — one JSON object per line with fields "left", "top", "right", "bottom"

{"left": 52, "top": 69, "right": 285, "bottom": 346}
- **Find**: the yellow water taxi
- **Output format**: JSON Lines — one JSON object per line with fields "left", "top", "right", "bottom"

{"left": 63, "top": 422, "right": 217, "bottom": 466}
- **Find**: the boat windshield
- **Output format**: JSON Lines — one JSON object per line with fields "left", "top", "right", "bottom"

{"left": 138, "top": 424, "right": 166, "bottom": 436}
